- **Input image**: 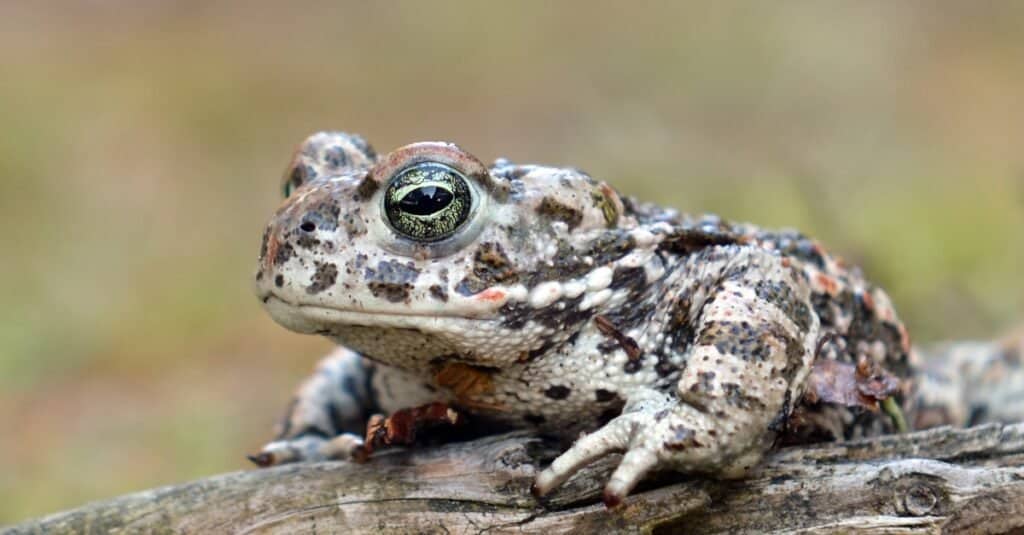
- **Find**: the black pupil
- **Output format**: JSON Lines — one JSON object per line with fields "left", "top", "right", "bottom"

{"left": 399, "top": 185, "right": 453, "bottom": 216}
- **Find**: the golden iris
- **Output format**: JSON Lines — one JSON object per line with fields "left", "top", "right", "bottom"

{"left": 383, "top": 162, "right": 472, "bottom": 242}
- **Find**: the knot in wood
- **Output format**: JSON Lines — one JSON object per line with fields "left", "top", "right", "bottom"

{"left": 903, "top": 484, "right": 938, "bottom": 516}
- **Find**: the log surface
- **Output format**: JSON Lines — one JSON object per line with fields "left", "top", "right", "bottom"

{"left": 5, "top": 423, "right": 1024, "bottom": 534}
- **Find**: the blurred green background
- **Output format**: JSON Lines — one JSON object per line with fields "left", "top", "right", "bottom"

{"left": 2, "top": 1, "right": 1022, "bottom": 523}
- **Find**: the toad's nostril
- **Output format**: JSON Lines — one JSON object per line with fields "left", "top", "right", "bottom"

{"left": 300, "top": 221, "right": 317, "bottom": 233}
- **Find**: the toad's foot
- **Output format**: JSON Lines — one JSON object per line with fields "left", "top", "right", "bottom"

{"left": 532, "top": 391, "right": 767, "bottom": 508}
{"left": 249, "top": 432, "right": 367, "bottom": 467}
{"left": 532, "top": 411, "right": 659, "bottom": 508}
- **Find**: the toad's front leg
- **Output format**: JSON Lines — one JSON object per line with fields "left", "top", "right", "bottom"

{"left": 534, "top": 246, "right": 820, "bottom": 505}
{"left": 251, "top": 346, "right": 436, "bottom": 466}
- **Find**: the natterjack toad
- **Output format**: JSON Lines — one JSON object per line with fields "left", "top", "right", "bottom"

{"left": 252, "top": 132, "right": 1020, "bottom": 506}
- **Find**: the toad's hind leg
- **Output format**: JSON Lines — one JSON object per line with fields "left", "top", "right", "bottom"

{"left": 911, "top": 328, "right": 1024, "bottom": 429}
{"left": 250, "top": 347, "right": 438, "bottom": 466}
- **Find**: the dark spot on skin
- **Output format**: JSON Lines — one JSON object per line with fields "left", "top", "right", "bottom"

{"left": 356, "top": 175, "right": 379, "bottom": 200}
{"left": 537, "top": 196, "right": 583, "bottom": 230}
{"left": 655, "top": 358, "right": 678, "bottom": 377}
{"left": 323, "top": 145, "right": 350, "bottom": 170}
{"left": 523, "top": 242, "right": 593, "bottom": 288}
{"left": 259, "top": 228, "right": 270, "bottom": 260}
{"left": 273, "top": 243, "right": 294, "bottom": 267}
{"left": 275, "top": 274, "right": 284, "bottom": 288}
{"left": 810, "top": 292, "right": 834, "bottom": 328}
{"left": 594, "top": 389, "right": 618, "bottom": 402}
{"left": 544, "top": 385, "right": 571, "bottom": 400}
{"left": 565, "top": 330, "right": 582, "bottom": 347}
{"left": 721, "top": 382, "right": 767, "bottom": 411}
{"left": 691, "top": 371, "right": 716, "bottom": 394}
{"left": 698, "top": 320, "right": 788, "bottom": 363}
{"left": 526, "top": 339, "right": 557, "bottom": 362}
{"left": 366, "top": 283, "right": 411, "bottom": 303}
{"left": 654, "top": 409, "right": 670, "bottom": 421}
{"left": 755, "top": 280, "right": 813, "bottom": 332}
{"left": 341, "top": 207, "right": 366, "bottom": 237}
{"left": 659, "top": 226, "right": 740, "bottom": 256}
{"left": 349, "top": 134, "right": 377, "bottom": 160}
{"left": 602, "top": 299, "right": 655, "bottom": 333}
{"left": 609, "top": 266, "right": 646, "bottom": 291}
{"left": 455, "top": 242, "right": 519, "bottom": 296}
{"left": 593, "top": 230, "right": 638, "bottom": 264}
{"left": 301, "top": 200, "right": 340, "bottom": 232}
{"left": 501, "top": 165, "right": 531, "bottom": 180}
{"left": 524, "top": 413, "right": 546, "bottom": 425}
{"left": 584, "top": 231, "right": 637, "bottom": 267}
{"left": 497, "top": 302, "right": 530, "bottom": 330}
{"left": 307, "top": 262, "right": 338, "bottom": 294}
{"left": 498, "top": 294, "right": 590, "bottom": 331}
{"left": 296, "top": 234, "right": 320, "bottom": 250}
{"left": 598, "top": 266, "right": 657, "bottom": 331}
{"left": 429, "top": 284, "right": 448, "bottom": 302}
{"left": 665, "top": 425, "right": 701, "bottom": 450}
{"left": 365, "top": 260, "right": 420, "bottom": 302}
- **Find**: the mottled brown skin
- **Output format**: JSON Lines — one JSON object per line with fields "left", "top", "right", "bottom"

{"left": 251, "top": 131, "right": 1022, "bottom": 506}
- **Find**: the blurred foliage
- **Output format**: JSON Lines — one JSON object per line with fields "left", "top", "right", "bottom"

{"left": 1, "top": 1, "right": 1022, "bottom": 523}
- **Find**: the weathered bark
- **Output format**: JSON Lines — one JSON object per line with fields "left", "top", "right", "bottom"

{"left": 6, "top": 423, "right": 1024, "bottom": 534}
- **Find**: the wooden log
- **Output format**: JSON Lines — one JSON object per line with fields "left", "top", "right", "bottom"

{"left": 6, "top": 423, "right": 1024, "bottom": 534}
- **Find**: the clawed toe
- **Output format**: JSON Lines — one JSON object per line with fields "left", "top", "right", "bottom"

{"left": 246, "top": 452, "right": 277, "bottom": 467}
{"left": 602, "top": 448, "right": 658, "bottom": 507}
{"left": 532, "top": 417, "right": 633, "bottom": 498}
{"left": 533, "top": 415, "right": 663, "bottom": 508}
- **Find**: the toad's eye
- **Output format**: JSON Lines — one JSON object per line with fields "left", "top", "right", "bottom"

{"left": 383, "top": 162, "right": 472, "bottom": 242}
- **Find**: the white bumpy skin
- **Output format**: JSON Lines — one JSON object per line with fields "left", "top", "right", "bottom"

{"left": 253, "top": 131, "right": 916, "bottom": 506}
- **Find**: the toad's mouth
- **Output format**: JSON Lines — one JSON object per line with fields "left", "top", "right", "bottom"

{"left": 260, "top": 294, "right": 494, "bottom": 334}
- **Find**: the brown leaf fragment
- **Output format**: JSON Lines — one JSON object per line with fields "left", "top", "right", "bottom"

{"left": 594, "top": 315, "right": 642, "bottom": 360}
{"left": 363, "top": 402, "right": 464, "bottom": 455}
{"left": 804, "top": 358, "right": 902, "bottom": 411}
